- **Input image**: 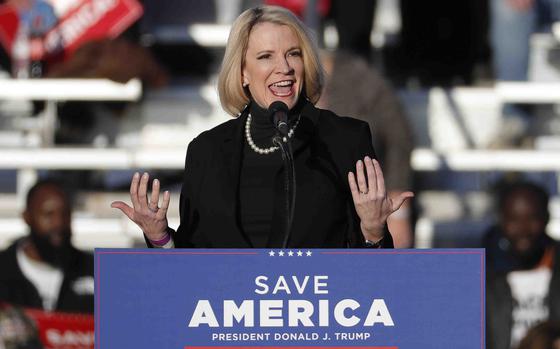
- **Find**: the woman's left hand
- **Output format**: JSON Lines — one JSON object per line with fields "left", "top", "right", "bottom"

{"left": 348, "top": 156, "right": 414, "bottom": 242}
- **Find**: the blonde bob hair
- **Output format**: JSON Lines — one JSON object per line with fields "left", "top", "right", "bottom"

{"left": 218, "top": 6, "right": 324, "bottom": 116}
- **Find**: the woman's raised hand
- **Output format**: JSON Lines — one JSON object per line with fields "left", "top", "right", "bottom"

{"left": 348, "top": 156, "right": 414, "bottom": 242}
{"left": 111, "top": 172, "right": 171, "bottom": 241}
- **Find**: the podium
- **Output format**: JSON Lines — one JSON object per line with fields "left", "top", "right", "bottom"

{"left": 95, "top": 249, "right": 484, "bottom": 349}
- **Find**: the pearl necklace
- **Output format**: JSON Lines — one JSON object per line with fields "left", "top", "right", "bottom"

{"left": 245, "top": 113, "right": 300, "bottom": 154}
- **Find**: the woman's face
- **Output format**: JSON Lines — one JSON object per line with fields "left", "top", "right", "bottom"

{"left": 243, "top": 22, "right": 304, "bottom": 110}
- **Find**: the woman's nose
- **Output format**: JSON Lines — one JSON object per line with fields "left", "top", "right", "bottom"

{"left": 276, "top": 56, "right": 294, "bottom": 74}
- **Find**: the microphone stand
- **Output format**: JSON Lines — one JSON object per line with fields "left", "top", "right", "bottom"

{"left": 272, "top": 134, "right": 296, "bottom": 249}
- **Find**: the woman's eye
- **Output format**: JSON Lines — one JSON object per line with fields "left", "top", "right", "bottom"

{"left": 289, "top": 50, "right": 302, "bottom": 57}
{"left": 257, "top": 54, "right": 271, "bottom": 60}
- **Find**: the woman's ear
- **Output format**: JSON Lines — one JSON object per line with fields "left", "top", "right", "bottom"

{"left": 242, "top": 65, "right": 250, "bottom": 87}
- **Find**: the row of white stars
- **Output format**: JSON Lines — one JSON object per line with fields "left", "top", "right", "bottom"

{"left": 268, "top": 250, "right": 312, "bottom": 257}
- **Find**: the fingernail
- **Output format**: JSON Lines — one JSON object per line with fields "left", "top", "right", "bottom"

{"left": 143, "top": 172, "right": 148, "bottom": 178}
{"left": 365, "top": 156, "right": 370, "bottom": 161}
{"left": 154, "top": 179, "right": 159, "bottom": 185}
{"left": 133, "top": 172, "right": 139, "bottom": 179}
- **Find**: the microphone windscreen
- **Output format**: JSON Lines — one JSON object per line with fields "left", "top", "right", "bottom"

{"left": 269, "top": 101, "right": 289, "bottom": 114}
{"left": 268, "top": 101, "right": 289, "bottom": 124}
{"left": 268, "top": 101, "right": 289, "bottom": 136}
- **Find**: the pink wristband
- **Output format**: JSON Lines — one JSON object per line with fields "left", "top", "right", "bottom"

{"left": 149, "top": 233, "right": 171, "bottom": 246}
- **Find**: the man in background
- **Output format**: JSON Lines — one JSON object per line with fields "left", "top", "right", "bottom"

{"left": 0, "top": 179, "right": 93, "bottom": 314}
{"left": 485, "top": 181, "right": 560, "bottom": 349}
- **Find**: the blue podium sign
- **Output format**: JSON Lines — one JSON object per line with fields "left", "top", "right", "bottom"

{"left": 95, "top": 249, "right": 484, "bottom": 349}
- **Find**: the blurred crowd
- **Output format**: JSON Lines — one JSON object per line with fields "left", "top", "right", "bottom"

{"left": 0, "top": 0, "right": 559, "bottom": 348}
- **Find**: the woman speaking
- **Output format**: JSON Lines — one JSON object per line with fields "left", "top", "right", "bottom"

{"left": 111, "top": 6, "right": 413, "bottom": 249}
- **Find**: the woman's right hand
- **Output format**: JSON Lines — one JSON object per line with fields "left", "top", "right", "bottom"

{"left": 111, "top": 172, "right": 171, "bottom": 241}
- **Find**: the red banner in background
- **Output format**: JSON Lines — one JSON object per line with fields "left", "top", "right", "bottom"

{"left": 264, "top": 0, "right": 331, "bottom": 18}
{"left": 24, "top": 308, "right": 94, "bottom": 349}
{"left": 0, "top": 0, "right": 143, "bottom": 59}
{"left": 0, "top": 5, "right": 19, "bottom": 52}
{"left": 44, "top": 0, "right": 143, "bottom": 55}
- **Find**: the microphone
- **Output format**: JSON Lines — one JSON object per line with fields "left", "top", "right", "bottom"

{"left": 268, "top": 101, "right": 295, "bottom": 248}
{"left": 268, "top": 101, "right": 290, "bottom": 137}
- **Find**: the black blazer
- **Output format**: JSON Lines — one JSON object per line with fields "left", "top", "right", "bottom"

{"left": 170, "top": 101, "right": 393, "bottom": 248}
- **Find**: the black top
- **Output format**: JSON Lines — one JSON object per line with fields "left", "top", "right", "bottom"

{"left": 168, "top": 99, "right": 393, "bottom": 248}
{"left": 239, "top": 100, "right": 304, "bottom": 247}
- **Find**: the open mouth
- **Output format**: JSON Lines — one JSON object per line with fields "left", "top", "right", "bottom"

{"left": 269, "top": 80, "right": 295, "bottom": 97}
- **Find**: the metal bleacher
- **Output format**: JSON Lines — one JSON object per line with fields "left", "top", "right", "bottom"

{"left": 405, "top": 82, "right": 560, "bottom": 248}
{"left": 0, "top": 76, "right": 227, "bottom": 249}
